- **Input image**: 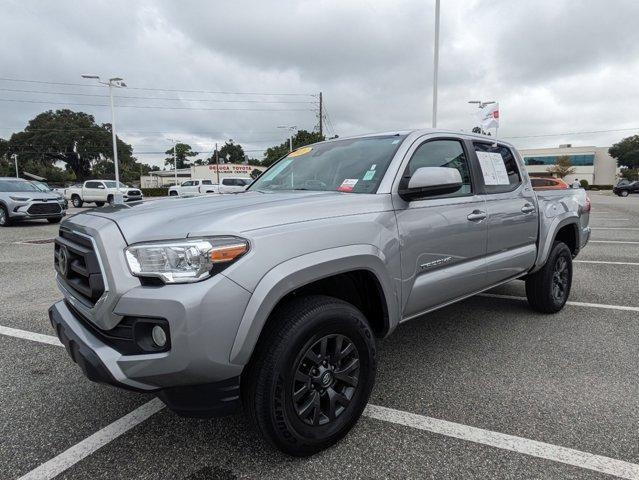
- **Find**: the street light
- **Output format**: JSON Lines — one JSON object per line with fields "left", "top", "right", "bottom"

{"left": 432, "top": 0, "right": 440, "bottom": 128}
{"left": 468, "top": 100, "right": 496, "bottom": 109}
{"left": 168, "top": 138, "right": 180, "bottom": 188}
{"left": 277, "top": 125, "right": 297, "bottom": 152}
{"left": 81, "top": 74, "right": 127, "bottom": 204}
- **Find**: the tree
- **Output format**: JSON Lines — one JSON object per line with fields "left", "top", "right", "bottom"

{"left": 217, "top": 140, "right": 246, "bottom": 164}
{"left": 609, "top": 135, "right": 639, "bottom": 170}
{"left": 546, "top": 155, "right": 576, "bottom": 179}
{"left": 164, "top": 143, "right": 198, "bottom": 169}
{"left": 8, "top": 109, "right": 135, "bottom": 181}
{"left": 263, "top": 130, "right": 325, "bottom": 166}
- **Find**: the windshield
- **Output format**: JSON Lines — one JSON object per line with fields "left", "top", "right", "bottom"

{"left": 32, "top": 181, "right": 51, "bottom": 192}
{"left": 249, "top": 135, "right": 406, "bottom": 193}
{"left": 103, "top": 181, "right": 128, "bottom": 188}
{"left": 0, "top": 180, "right": 39, "bottom": 192}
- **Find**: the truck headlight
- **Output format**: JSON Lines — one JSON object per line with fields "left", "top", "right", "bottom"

{"left": 10, "top": 196, "right": 30, "bottom": 202}
{"left": 124, "top": 236, "right": 249, "bottom": 284}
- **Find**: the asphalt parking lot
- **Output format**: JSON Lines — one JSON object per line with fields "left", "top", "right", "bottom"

{"left": 2, "top": 192, "right": 639, "bottom": 480}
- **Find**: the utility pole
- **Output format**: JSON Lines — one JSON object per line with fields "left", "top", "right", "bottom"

{"left": 432, "top": 0, "right": 440, "bottom": 128}
{"left": 215, "top": 142, "right": 220, "bottom": 186}
{"left": 319, "top": 92, "right": 323, "bottom": 138}
{"left": 173, "top": 140, "right": 178, "bottom": 187}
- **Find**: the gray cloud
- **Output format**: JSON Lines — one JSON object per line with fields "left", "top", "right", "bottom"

{"left": 0, "top": 0, "right": 637, "bottom": 168}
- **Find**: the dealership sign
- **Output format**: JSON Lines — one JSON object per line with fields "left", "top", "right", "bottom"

{"left": 208, "top": 164, "right": 256, "bottom": 173}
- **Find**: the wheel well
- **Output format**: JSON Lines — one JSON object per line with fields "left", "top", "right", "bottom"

{"left": 554, "top": 223, "right": 578, "bottom": 255}
{"left": 267, "top": 270, "right": 390, "bottom": 338}
{"left": 71, "top": 194, "right": 80, "bottom": 199}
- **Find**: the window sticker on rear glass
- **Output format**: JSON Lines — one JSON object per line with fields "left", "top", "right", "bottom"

{"left": 476, "top": 151, "right": 509, "bottom": 185}
{"left": 337, "top": 178, "right": 358, "bottom": 192}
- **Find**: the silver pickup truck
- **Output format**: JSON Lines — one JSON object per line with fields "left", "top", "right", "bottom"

{"left": 49, "top": 130, "right": 590, "bottom": 456}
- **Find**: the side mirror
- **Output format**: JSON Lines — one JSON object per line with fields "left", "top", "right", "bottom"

{"left": 399, "top": 167, "right": 463, "bottom": 201}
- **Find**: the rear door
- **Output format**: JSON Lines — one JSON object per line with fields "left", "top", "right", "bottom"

{"left": 471, "top": 142, "right": 538, "bottom": 284}
{"left": 83, "top": 181, "right": 104, "bottom": 201}
{"left": 392, "top": 136, "right": 489, "bottom": 319}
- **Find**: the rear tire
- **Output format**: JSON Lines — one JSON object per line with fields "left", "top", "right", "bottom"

{"left": 620, "top": 190, "right": 629, "bottom": 197}
{"left": 0, "top": 205, "right": 11, "bottom": 226}
{"left": 169, "top": 191, "right": 178, "bottom": 196}
{"left": 71, "top": 195, "right": 83, "bottom": 208}
{"left": 525, "top": 241, "right": 572, "bottom": 313}
{"left": 242, "top": 295, "right": 376, "bottom": 457}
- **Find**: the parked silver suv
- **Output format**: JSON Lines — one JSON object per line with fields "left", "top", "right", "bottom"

{"left": 49, "top": 130, "right": 590, "bottom": 456}
{"left": 0, "top": 177, "right": 66, "bottom": 226}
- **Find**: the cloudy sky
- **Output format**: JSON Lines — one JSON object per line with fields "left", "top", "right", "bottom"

{"left": 1, "top": 0, "right": 638, "bottom": 167}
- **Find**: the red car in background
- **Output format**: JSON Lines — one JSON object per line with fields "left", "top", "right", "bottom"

{"left": 530, "top": 177, "right": 569, "bottom": 191}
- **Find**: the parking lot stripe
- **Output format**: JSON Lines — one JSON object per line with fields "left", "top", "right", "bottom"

{"left": 589, "top": 240, "right": 639, "bottom": 245}
{"left": 17, "top": 398, "right": 165, "bottom": 480}
{"left": 364, "top": 405, "right": 639, "bottom": 480}
{"left": 0, "top": 325, "right": 61, "bottom": 347}
{"left": 478, "top": 293, "right": 639, "bottom": 312}
{"left": 575, "top": 260, "right": 639, "bottom": 266}
{"left": 591, "top": 227, "right": 639, "bottom": 230}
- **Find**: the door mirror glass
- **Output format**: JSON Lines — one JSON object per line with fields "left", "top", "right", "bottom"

{"left": 399, "top": 167, "right": 462, "bottom": 200}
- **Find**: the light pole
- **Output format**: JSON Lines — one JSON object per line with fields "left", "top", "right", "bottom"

{"left": 168, "top": 138, "right": 180, "bottom": 187}
{"left": 432, "top": 0, "right": 441, "bottom": 128}
{"left": 468, "top": 100, "right": 496, "bottom": 135}
{"left": 81, "top": 74, "right": 127, "bottom": 204}
{"left": 12, "top": 154, "right": 18, "bottom": 177}
{"left": 278, "top": 125, "right": 297, "bottom": 152}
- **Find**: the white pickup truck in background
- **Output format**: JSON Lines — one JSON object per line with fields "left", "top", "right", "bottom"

{"left": 168, "top": 177, "right": 252, "bottom": 197}
{"left": 64, "top": 180, "right": 143, "bottom": 207}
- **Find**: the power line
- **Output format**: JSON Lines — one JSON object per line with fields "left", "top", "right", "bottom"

{"left": 0, "top": 77, "right": 316, "bottom": 97}
{"left": 0, "top": 98, "right": 315, "bottom": 112}
{"left": 0, "top": 87, "right": 317, "bottom": 104}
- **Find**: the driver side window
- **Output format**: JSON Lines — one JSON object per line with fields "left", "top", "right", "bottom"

{"left": 403, "top": 140, "right": 472, "bottom": 197}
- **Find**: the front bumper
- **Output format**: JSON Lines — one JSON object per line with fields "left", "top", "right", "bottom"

{"left": 9, "top": 200, "right": 66, "bottom": 220}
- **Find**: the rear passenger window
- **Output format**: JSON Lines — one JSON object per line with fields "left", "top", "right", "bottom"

{"left": 403, "top": 139, "right": 472, "bottom": 197}
{"left": 473, "top": 142, "right": 521, "bottom": 193}
{"left": 85, "top": 181, "right": 102, "bottom": 189}
{"left": 202, "top": 180, "right": 213, "bottom": 185}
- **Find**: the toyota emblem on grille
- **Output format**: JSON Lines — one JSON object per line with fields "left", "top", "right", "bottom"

{"left": 58, "top": 245, "right": 69, "bottom": 277}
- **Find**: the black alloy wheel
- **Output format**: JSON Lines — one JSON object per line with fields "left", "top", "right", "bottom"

{"left": 292, "top": 333, "right": 360, "bottom": 426}
{"left": 551, "top": 255, "right": 569, "bottom": 304}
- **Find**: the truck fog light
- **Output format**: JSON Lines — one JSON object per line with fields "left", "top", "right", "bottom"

{"left": 151, "top": 326, "right": 167, "bottom": 347}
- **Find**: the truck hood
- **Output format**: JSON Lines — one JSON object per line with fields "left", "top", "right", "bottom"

{"left": 82, "top": 191, "right": 391, "bottom": 244}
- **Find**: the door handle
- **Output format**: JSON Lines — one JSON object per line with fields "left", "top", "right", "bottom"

{"left": 521, "top": 204, "right": 535, "bottom": 214}
{"left": 467, "top": 210, "right": 487, "bottom": 222}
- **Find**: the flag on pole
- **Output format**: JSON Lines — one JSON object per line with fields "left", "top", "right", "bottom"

{"left": 477, "top": 103, "right": 499, "bottom": 130}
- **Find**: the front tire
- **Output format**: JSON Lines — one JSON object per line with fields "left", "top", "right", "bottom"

{"left": 0, "top": 205, "right": 11, "bottom": 226}
{"left": 525, "top": 241, "right": 573, "bottom": 313}
{"left": 242, "top": 295, "right": 376, "bottom": 457}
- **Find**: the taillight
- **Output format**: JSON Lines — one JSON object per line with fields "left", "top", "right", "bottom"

{"left": 584, "top": 196, "right": 591, "bottom": 213}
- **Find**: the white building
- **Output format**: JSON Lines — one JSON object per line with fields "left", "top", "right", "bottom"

{"left": 141, "top": 164, "right": 266, "bottom": 188}
{"left": 519, "top": 144, "right": 619, "bottom": 186}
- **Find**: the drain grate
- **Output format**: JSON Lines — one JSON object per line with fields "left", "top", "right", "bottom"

{"left": 18, "top": 238, "right": 55, "bottom": 245}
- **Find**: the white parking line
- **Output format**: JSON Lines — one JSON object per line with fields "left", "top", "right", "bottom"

{"left": 591, "top": 227, "right": 639, "bottom": 230}
{"left": 364, "top": 405, "right": 639, "bottom": 480}
{"left": 590, "top": 240, "right": 639, "bottom": 245}
{"left": 575, "top": 260, "right": 639, "bottom": 266}
{"left": 478, "top": 293, "right": 639, "bottom": 312}
{"left": 18, "top": 399, "right": 165, "bottom": 480}
{"left": 0, "top": 325, "right": 61, "bottom": 347}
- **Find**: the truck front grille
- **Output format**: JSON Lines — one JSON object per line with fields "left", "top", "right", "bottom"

{"left": 54, "top": 229, "right": 105, "bottom": 305}
{"left": 28, "top": 202, "right": 62, "bottom": 215}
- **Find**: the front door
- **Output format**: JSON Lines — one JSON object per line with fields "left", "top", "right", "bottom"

{"left": 393, "top": 137, "right": 488, "bottom": 320}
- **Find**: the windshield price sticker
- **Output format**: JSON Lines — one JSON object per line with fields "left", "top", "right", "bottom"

{"left": 363, "top": 170, "right": 375, "bottom": 181}
{"left": 477, "top": 151, "right": 509, "bottom": 185}
{"left": 337, "top": 178, "right": 358, "bottom": 192}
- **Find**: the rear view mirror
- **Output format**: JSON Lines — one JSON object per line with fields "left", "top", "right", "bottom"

{"left": 399, "top": 167, "right": 462, "bottom": 201}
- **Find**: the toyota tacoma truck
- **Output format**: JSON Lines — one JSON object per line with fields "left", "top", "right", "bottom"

{"left": 49, "top": 130, "right": 590, "bottom": 456}
{"left": 64, "top": 180, "right": 143, "bottom": 207}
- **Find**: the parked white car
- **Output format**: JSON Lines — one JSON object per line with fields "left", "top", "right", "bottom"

{"left": 168, "top": 177, "right": 252, "bottom": 197}
{"left": 64, "top": 180, "right": 143, "bottom": 207}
